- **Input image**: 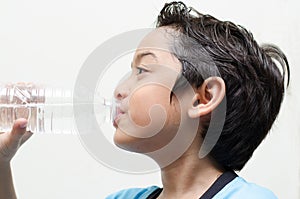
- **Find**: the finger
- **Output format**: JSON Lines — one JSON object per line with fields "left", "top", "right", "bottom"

{"left": 20, "top": 131, "right": 33, "bottom": 146}
{"left": 9, "top": 118, "right": 28, "bottom": 149}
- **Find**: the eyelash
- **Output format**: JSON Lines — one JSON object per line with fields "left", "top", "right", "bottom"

{"left": 136, "top": 66, "right": 148, "bottom": 75}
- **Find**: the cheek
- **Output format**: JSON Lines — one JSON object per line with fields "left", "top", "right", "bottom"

{"left": 114, "top": 85, "right": 184, "bottom": 153}
{"left": 128, "top": 85, "right": 170, "bottom": 126}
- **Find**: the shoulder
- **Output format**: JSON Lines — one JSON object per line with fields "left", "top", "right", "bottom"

{"left": 105, "top": 186, "right": 160, "bottom": 199}
{"left": 215, "top": 177, "right": 278, "bottom": 199}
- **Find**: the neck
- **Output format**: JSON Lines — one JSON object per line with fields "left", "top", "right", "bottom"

{"left": 158, "top": 147, "right": 224, "bottom": 198}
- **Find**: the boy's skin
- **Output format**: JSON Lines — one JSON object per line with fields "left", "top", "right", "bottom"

{"left": 112, "top": 27, "right": 226, "bottom": 198}
{"left": 0, "top": 118, "right": 32, "bottom": 199}
{"left": 0, "top": 28, "right": 246, "bottom": 198}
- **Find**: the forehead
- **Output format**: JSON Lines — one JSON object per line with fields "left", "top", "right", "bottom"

{"left": 133, "top": 27, "right": 181, "bottom": 70}
{"left": 136, "top": 27, "right": 173, "bottom": 51}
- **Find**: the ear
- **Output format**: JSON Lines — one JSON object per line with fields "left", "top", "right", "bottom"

{"left": 188, "top": 77, "right": 225, "bottom": 118}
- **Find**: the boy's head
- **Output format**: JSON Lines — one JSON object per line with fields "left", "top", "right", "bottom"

{"left": 113, "top": 1, "right": 290, "bottom": 171}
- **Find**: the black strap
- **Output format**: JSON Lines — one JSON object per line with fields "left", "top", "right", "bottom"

{"left": 146, "top": 187, "right": 163, "bottom": 199}
{"left": 200, "top": 170, "right": 237, "bottom": 199}
{"left": 146, "top": 170, "right": 237, "bottom": 199}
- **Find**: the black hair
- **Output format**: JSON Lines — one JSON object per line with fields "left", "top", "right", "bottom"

{"left": 156, "top": 1, "right": 290, "bottom": 171}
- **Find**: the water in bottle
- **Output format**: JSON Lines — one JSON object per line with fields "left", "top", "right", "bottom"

{"left": 0, "top": 83, "right": 118, "bottom": 134}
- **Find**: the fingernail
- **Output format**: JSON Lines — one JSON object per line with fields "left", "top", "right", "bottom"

{"left": 20, "top": 121, "right": 28, "bottom": 129}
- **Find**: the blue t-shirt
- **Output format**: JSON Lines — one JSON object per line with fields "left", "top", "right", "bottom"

{"left": 105, "top": 177, "right": 277, "bottom": 199}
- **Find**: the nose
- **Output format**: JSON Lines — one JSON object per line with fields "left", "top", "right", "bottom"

{"left": 114, "top": 81, "right": 130, "bottom": 101}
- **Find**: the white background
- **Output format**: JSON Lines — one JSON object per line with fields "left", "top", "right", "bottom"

{"left": 0, "top": 0, "right": 299, "bottom": 198}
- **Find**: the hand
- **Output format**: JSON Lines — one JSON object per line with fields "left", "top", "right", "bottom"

{"left": 0, "top": 118, "right": 33, "bottom": 164}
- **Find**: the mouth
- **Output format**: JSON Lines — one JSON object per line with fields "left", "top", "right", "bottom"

{"left": 113, "top": 107, "right": 125, "bottom": 128}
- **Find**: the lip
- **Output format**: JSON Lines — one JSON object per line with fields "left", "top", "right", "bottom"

{"left": 113, "top": 107, "right": 125, "bottom": 128}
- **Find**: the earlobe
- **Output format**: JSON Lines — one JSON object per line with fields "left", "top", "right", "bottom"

{"left": 188, "top": 77, "right": 225, "bottom": 118}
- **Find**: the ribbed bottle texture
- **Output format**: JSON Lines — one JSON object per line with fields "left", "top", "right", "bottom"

{"left": 0, "top": 83, "right": 116, "bottom": 134}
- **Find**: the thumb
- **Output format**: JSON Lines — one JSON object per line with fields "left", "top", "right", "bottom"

{"left": 9, "top": 118, "right": 28, "bottom": 150}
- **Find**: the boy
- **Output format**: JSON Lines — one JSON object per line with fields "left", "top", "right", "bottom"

{"left": 0, "top": 1, "right": 290, "bottom": 199}
{"left": 106, "top": 2, "right": 289, "bottom": 198}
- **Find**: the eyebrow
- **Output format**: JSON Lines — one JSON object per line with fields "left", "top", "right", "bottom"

{"left": 131, "top": 51, "right": 158, "bottom": 68}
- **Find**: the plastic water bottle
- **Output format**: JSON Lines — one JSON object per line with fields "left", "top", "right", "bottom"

{"left": 0, "top": 83, "right": 118, "bottom": 134}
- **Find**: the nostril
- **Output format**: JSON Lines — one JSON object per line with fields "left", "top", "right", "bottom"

{"left": 114, "top": 87, "right": 129, "bottom": 100}
{"left": 116, "top": 93, "right": 123, "bottom": 100}
{"left": 114, "top": 79, "right": 130, "bottom": 100}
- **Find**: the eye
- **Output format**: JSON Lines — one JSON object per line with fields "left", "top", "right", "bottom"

{"left": 136, "top": 66, "right": 148, "bottom": 75}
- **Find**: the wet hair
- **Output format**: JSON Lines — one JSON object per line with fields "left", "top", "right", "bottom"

{"left": 156, "top": 1, "right": 290, "bottom": 171}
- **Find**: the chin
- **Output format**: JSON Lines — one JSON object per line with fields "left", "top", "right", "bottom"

{"left": 113, "top": 128, "right": 136, "bottom": 151}
{"left": 113, "top": 126, "right": 175, "bottom": 154}
{"left": 113, "top": 129, "right": 149, "bottom": 153}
